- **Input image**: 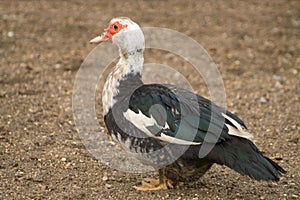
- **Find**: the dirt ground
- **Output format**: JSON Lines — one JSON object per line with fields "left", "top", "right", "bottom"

{"left": 1, "top": 0, "right": 300, "bottom": 199}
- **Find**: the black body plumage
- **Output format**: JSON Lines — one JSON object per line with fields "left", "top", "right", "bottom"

{"left": 104, "top": 80, "right": 286, "bottom": 182}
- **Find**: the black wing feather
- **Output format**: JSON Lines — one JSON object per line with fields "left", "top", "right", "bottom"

{"left": 126, "top": 83, "right": 285, "bottom": 181}
{"left": 128, "top": 84, "right": 236, "bottom": 143}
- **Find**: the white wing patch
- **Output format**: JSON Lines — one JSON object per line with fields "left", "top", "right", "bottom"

{"left": 123, "top": 109, "right": 201, "bottom": 145}
{"left": 160, "top": 133, "right": 201, "bottom": 145}
{"left": 222, "top": 113, "right": 253, "bottom": 139}
{"left": 123, "top": 109, "right": 157, "bottom": 137}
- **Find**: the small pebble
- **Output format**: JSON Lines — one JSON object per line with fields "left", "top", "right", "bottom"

{"left": 164, "top": 53, "right": 174, "bottom": 59}
{"left": 40, "top": 185, "right": 47, "bottom": 191}
{"left": 234, "top": 60, "right": 240, "bottom": 65}
{"left": 7, "top": 31, "right": 14, "bottom": 37}
{"left": 64, "top": 162, "right": 71, "bottom": 169}
{"left": 291, "top": 69, "right": 298, "bottom": 74}
{"left": 275, "top": 81, "right": 282, "bottom": 88}
{"left": 226, "top": 52, "right": 233, "bottom": 59}
{"left": 291, "top": 194, "right": 299, "bottom": 199}
{"left": 108, "top": 141, "right": 116, "bottom": 146}
{"left": 102, "top": 176, "right": 108, "bottom": 181}
{"left": 273, "top": 75, "right": 282, "bottom": 81}
{"left": 260, "top": 97, "right": 267, "bottom": 104}
{"left": 61, "top": 157, "right": 67, "bottom": 162}
{"left": 55, "top": 63, "right": 61, "bottom": 69}
{"left": 274, "top": 153, "right": 283, "bottom": 160}
{"left": 105, "top": 183, "right": 112, "bottom": 189}
{"left": 15, "top": 171, "right": 24, "bottom": 177}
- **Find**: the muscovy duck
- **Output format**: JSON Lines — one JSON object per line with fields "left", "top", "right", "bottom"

{"left": 90, "top": 17, "right": 286, "bottom": 190}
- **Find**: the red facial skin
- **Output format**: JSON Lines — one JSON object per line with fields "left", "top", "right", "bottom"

{"left": 104, "top": 21, "right": 125, "bottom": 41}
{"left": 90, "top": 21, "right": 127, "bottom": 44}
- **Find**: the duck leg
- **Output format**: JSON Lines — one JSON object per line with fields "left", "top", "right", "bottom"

{"left": 133, "top": 169, "right": 176, "bottom": 191}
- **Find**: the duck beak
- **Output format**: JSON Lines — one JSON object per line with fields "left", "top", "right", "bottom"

{"left": 90, "top": 32, "right": 109, "bottom": 44}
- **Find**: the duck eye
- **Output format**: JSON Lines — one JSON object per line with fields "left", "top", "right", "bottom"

{"left": 113, "top": 25, "right": 118, "bottom": 30}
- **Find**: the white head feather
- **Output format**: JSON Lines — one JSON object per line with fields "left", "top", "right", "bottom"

{"left": 109, "top": 17, "right": 145, "bottom": 54}
{"left": 90, "top": 17, "right": 145, "bottom": 115}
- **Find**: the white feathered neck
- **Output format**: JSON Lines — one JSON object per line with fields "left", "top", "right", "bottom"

{"left": 102, "top": 18, "right": 145, "bottom": 115}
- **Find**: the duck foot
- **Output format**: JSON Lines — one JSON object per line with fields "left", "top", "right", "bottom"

{"left": 133, "top": 169, "right": 177, "bottom": 191}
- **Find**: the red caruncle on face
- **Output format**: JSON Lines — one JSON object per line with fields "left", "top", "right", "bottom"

{"left": 104, "top": 21, "right": 125, "bottom": 40}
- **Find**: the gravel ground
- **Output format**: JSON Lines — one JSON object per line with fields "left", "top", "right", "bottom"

{"left": 1, "top": 0, "right": 299, "bottom": 199}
